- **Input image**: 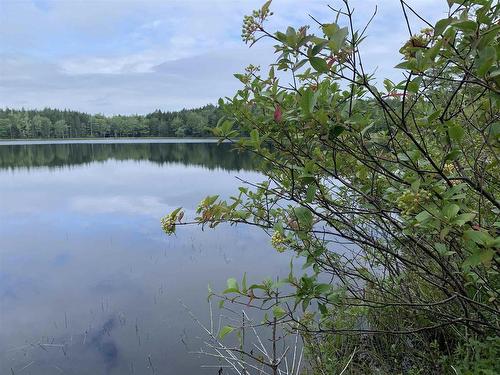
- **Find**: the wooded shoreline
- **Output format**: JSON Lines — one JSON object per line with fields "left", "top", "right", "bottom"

{"left": 0, "top": 105, "right": 223, "bottom": 139}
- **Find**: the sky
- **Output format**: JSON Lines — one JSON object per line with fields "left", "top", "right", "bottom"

{"left": 0, "top": 0, "right": 449, "bottom": 115}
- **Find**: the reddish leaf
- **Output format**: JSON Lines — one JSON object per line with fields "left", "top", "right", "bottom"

{"left": 274, "top": 105, "right": 283, "bottom": 123}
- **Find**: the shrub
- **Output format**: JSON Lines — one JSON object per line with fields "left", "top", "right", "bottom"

{"left": 164, "top": 0, "right": 499, "bottom": 373}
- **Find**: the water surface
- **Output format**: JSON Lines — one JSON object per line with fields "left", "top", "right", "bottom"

{"left": 0, "top": 140, "right": 288, "bottom": 374}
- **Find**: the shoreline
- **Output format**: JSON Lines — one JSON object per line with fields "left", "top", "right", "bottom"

{"left": 0, "top": 137, "right": 228, "bottom": 146}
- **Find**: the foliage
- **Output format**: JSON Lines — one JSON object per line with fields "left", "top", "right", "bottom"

{"left": 163, "top": 0, "right": 499, "bottom": 373}
{"left": 447, "top": 336, "right": 500, "bottom": 375}
{"left": 0, "top": 105, "right": 223, "bottom": 139}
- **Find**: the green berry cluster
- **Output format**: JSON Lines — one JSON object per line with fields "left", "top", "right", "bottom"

{"left": 244, "top": 64, "right": 260, "bottom": 74}
{"left": 421, "top": 27, "right": 433, "bottom": 37}
{"left": 399, "top": 33, "right": 430, "bottom": 59}
{"left": 241, "top": 7, "right": 273, "bottom": 44}
{"left": 271, "top": 231, "right": 288, "bottom": 253}
{"left": 443, "top": 163, "right": 455, "bottom": 175}
{"left": 396, "top": 189, "right": 432, "bottom": 215}
{"left": 160, "top": 210, "right": 184, "bottom": 236}
{"left": 160, "top": 214, "right": 176, "bottom": 235}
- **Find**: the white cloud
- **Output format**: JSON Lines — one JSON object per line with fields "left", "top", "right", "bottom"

{"left": 70, "top": 195, "right": 169, "bottom": 216}
{"left": 0, "top": 46, "right": 274, "bottom": 114}
{"left": 0, "top": 0, "right": 450, "bottom": 113}
{"left": 60, "top": 52, "right": 169, "bottom": 75}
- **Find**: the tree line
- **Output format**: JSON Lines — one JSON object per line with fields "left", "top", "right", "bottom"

{"left": 0, "top": 105, "right": 223, "bottom": 139}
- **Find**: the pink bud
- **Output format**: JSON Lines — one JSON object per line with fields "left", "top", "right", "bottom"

{"left": 274, "top": 105, "right": 282, "bottom": 123}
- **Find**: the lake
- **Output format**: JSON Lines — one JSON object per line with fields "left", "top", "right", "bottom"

{"left": 0, "top": 140, "right": 290, "bottom": 374}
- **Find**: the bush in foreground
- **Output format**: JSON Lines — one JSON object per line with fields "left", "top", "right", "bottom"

{"left": 164, "top": 1, "right": 499, "bottom": 373}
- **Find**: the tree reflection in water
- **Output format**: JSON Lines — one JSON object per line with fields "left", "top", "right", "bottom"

{"left": 0, "top": 142, "right": 257, "bottom": 172}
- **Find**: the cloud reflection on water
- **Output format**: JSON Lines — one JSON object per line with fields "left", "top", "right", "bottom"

{"left": 0, "top": 142, "right": 289, "bottom": 374}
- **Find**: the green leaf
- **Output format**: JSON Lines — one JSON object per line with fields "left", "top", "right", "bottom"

{"left": 234, "top": 73, "right": 246, "bottom": 83}
{"left": 249, "top": 283, "right": 267, "bottom": 291}
{"left": 219, "top": 325, "right": 234, "bottom": 339}
{"left": 448, "top": 124, "right": 464, "bottom": 142}
{"left": 306, "top": 185, "right": 316, "bottom": 203}
{"left": 272, "top": 306, "right": 286, "bottom": 319}
{"left": 490, "top": 69, "right": 500, "bottom": 78}
{"left": 302, "top": 298, "right": 311, "bottom": 312}
{"left": 463, "top": 230, "right": 490, "bottom": 245}
{"left": 454, "top": 213, "right": 475, "bottom": 226}
{"left": 227, "top": 277, "right": 238, "bottom": 290}
{"left": 293, "top": 207, "right": 313, "bottom": 229}
{"left": 322, "top": 23, "right": 339, "bottom": 38}
{"left": 329, "top": 125, "right": 344, "bottom": 140}
{"left": 275, "top": 31, "right": 287, "bottom": 43}
{"left": 451, "top": 20, "right": 477, "bottom": 33}
{"left": 223, "top": 278, "right": 239, "bottom": 294}
{"left": 300, "top": 89, "right": 316, "bottom": 115}
{"left": 219, "top": 119, "right": 234, "bottom": 134}
{"left": 241, "top": 272, "right": 247, "bottom": 294}
{"left": 286, "top": 26, "right": 297, "bottom": 45}
{"left": 427, "top": 40, "right": 442, "bottom": 60}
{"left": 395, "top": 60, "right": 419, "bottom": 71}
{"left": 434, "top": 18, "right": 452, "bottom": 36}
{"left": 487, "top": 122, "right": 500, "bottom": 143}
{"left": 309, "top": 57, "right": 329, "bottom": 73}
{"left": 445, "top": 149, "right": 460, "bottom": 161}
{"left": 435, "top": 243, "right": 447, "bottom": 255}
{"left": 268, "top": 66, "right": 275, "bottom": 79}
{"left": 250, "top": 129, "right": 260, "bottom": 146}
{"left": 477, "top": 46, "right": 496, "bottom": 76}
{"left": 315, "top": 283, "right": 331, "bottom": 295}
{"left": 318, "top": 302, "right": 328, "bottom": 315}
{"left": 322, "top": 24, "right": 348, "bottom": 52}
{"left": 311, "top": 41, "right": 327, "bottom": 56}
{"left": 407, "top": 77, "right": 422, "bottom": 93}
{"left": 479, "top": 250, "right": 495, "bottom": 267}
{"left": 315, "top": 109, "right": 329, "bottom": 125}
{"left": 383, "top": 79, "right": 394, "bottom": 92}
{"left": 416, "top": 210, "right": 432, "bottom": 222}
{"left": 293, "top": 59, "right": 308, "bottom": 71}
{"left": 410, "top": 179, "right": 421, "bottom": 192}
{"left": 261, "top": 0, "right": 272, "bottom": 15}
{"left": 440, "top": 226, "right": 451, "bottom": 240}
{"left": 428, "top": 110, "right": 441, "bottom": 122}
{"left": 442, "top": 203, "right": 460, "bottom": 220}
{"left": 205, "top": 195, "right": 219, "bottom": 206}
{"left": 216, "top": 116, "right": 227, "bottom": 127}
{"left": 463, "top": 249, "right": 495, "bottom": 268}
{"left": 477, "top": 25, "right": 499, "bottom": 50}
{"left": 171, "top": 207, "right": 182, "bottom": 217}
{"left": 486, "top": 237, "right": 500, "bottom": 248}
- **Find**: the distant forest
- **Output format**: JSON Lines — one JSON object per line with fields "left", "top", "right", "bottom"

{"left": 0, "top": 105, "right": 223, "bottom": 139}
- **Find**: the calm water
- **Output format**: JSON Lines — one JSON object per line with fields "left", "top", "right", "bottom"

{"left": 0, "top": 140, "right": 289, "bottom": 374}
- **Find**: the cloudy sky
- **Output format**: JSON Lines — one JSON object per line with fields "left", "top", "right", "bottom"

{"left": 0, "top": 0, "right": 448, "bottom": 115}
